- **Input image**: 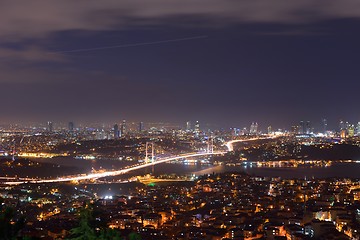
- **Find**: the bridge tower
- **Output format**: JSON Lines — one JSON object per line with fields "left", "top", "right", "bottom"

{"left": 145, "top": 142, "right": 155, "bottom": 175}
{"left": 12, "top": 144, "right": 15, "bottom": 161}
{"left": 11, "top": 138, "right": 16, "bottom": 161}
{"left": 145, "top": 142, "right": 155, "bottom": 163}
{"left": 207, "top": 137, "right": 214, "bottom": 153}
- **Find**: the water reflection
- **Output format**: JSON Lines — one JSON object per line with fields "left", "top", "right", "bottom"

{"left": 32, "top": 157, "right": 360, "bottom": 179}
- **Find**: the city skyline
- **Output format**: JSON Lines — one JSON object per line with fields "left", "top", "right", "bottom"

{"left": 3, "top": 118, "right": 360, "bottom": 134}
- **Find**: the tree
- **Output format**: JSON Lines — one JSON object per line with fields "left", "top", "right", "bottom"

{"left": 128, "top": 232, "right": 142, "bottom": 240}
{"left": 0, "top": 206, "right": 25, "bottom": 240}
{"left": 67, "top": 207, "right": 96, "bottom": 240}
{"left": 68, "top": 205, "right": 125, "bottom": 240}
{"left": 98, "top": 228, "right": 123, "bottom": 240}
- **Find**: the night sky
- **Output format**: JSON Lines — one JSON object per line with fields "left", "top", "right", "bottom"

{"left": 1, "top": 1, "right": 360, "bottom": 130}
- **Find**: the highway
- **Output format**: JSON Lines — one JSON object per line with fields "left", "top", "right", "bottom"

{"left": 225, "top": 136, "right": 277, "bottom": 151}
{"left": 1, "top": 151, "right": 226, "bottom": 185}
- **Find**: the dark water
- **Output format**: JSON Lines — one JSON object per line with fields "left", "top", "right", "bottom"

{"left": 131, "top": 163, "right": 360, "bottom": 179}
{"left": 192, "top": 163, "right": 360, "bottom": 179}
{"left": 27, "top": 158, "right": 360, "bottom": 197}
{"left": 85, "top": 163, "right": 360, "bottom": 197}
{"left": 32, "top": 157, "right": 360, "bottom": 179}
{"left": 32, "top": 157, "right": 132, "bottom": 171}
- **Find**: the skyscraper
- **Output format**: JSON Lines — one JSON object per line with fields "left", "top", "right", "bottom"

{"left": 299, "top": 121, "right": 311, "bottom": 134}
{"left": 113, "top": 124, "right": 120, "bottom": 139}
{"left": 348, "top": 125, "right": 355, "bottom": 137}
{"left": 186, "top": 121, "right": 192, "bottom": 131}
{"left": 340, "top": 129, "right": 347, "bottom": 138}
{"left": 322, "top": 119, "right": 327, "bottom": 134}
{"left": 232, "top": 128, "right": 239, "bottom": 136}
{"left": 250, "top": 122, "right": 258, "bottom": 135}
{"left": 345, "top": 121, "right": 350, "bottom": 132}
{"left": 356, "top": 122, "right": 360, "bottom": 136}
{"left": 139, "top": 122, "right": 144, "bottom": 132}
{"left": 194, "top": 121, "right": 200, "bottom": 134}
{"left": 305, "top": 121, "right": 311, "bottom": 134}
{"left": 121, "top": 120, "right": 126, "bottom": 136}
{"left": 339, "top": 120, "right": 346, "bottom": 131}
{"left": 47, "top": 121, "right": 53, "bottom": 132}
{"left": 68, "top": 122, "right": 74, "bottom": 132}
{"left": 300, "top": 121, "right": 305, "bottom": 134}
{"left": 291, "top": 125, "right": 299, "bottom": 134}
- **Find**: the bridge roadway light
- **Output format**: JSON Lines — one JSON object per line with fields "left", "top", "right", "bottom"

{"left": 1, "top": 149, "right": 236, "bottom": 185}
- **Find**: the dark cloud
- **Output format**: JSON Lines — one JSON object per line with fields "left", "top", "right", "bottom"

{"left": 0, "top": 47, "right": 64, "bottom": 65}
{"left": 1, "top": 1, "right": 360, "bottom": 40}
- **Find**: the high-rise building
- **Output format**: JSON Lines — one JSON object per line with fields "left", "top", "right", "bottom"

{"left": 232, "top": 128, "right": 238, "bottom": 136}
{"left": 356, "top": 122, "right": 360, "bottom": 136}
{"left": 339, "top": 120, "right": 346, "bottom": 131}
{"left": 348, "top": 125, "right": 355, "bottom": 137}
{"left": 194, "top": 121, "right": 200, "bottom": 134}
{"left": 121, "top": 120, "right": 126, "bottom": 136}
{"left": 340, "top": 129, "right": 347, "bottom": 139}
{"left": 139, "top": 122, "right": 144, "bottom": 132}
{"left": 305, "top": 121, "right": 311, "bottom": 134}
{"left": 322, "top": 119, "right": 327, "bottom": 134}
{"left": 96, "top": 129, "right": 107, "bottom": 140}
{"left": 346, "top": 122, "right": 350, "bottom": 131}
{"left": 250, "top": 122, "right": 258, "bottom": 134}
{"left": 300, "top": 121, "right": 305, "bottom": 134}
{"left": 186, "top": 121, "right": 192, "bottom": 131}
{"left": 300, "top": 121, "right": 311, "bottom": 134}
{"left": 241, "top": 127, "right": 248, "bottom": 135}
{"left": 68, "top": 122, "right": 74, "bottom": 132}
{"left": 267, "top": 126, "right": 272, "bottom": 135}
{"left": 47, "top": 121, "right": 53, "bottom": 132}
{"left": 113, "top": 124, "right": 120, "bottom": 139}
{"left": 291, "top": 125, "right": 299, "bottom": 134}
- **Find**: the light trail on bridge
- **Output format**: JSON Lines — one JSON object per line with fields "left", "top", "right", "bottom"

{"left": 1, "top": 151, "right": 226, "bottom": 185}
{"left": 225, "top": 136, "right": 277, "bottom": 151}
{"left": 1, "top": 136, "right": 276, "bottom": 185}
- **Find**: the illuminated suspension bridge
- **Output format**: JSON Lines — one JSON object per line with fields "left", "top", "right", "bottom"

{"left": 1, "top": 137, "right": 271, "bottom": 185}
